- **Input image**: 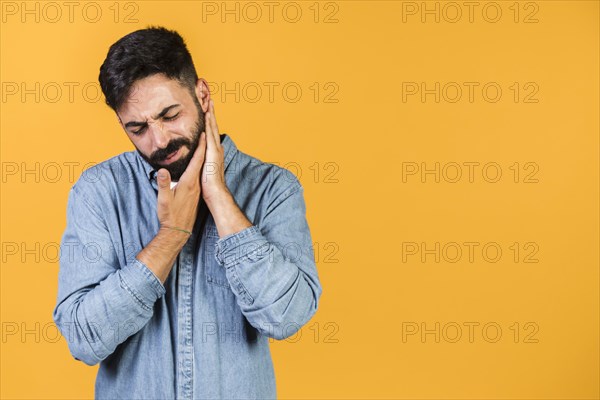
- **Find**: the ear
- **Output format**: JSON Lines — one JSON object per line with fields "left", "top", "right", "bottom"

{"left": 194, "top": 78, "right": 210, "bottom": 114}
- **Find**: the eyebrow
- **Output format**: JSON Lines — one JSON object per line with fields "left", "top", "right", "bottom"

{"left": 124, "top": 104, "right": 181, "bottom": 129}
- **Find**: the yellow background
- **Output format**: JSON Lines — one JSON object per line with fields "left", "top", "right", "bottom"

{"left": 1, "top": 0, "right": 598, "bottom": 399}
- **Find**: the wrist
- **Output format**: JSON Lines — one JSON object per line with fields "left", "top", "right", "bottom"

{"left": 204, "top": 188, "right": 232, "bottom": 210}
{"left": 156, "top": 226, "right": 190, "bottom": 248}
{"left": 161, "top": 225, "right": 192, "bottom": 236}
{"left": 207, "top": 193, "right": 254, "bottom": 238}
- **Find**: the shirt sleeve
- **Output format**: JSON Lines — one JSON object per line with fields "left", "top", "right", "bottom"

{"left": 214, "top": 179, "right": 323, "bottom": 340}
{"left": 52, "top": 184, "right": 166, "bottom": 366}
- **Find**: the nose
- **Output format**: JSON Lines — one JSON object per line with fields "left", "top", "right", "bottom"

{"left": 148, "top": 120, "right": 169, "bottom": 150}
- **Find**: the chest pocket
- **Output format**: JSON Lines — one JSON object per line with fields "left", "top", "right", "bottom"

{"left": 203, "top": 225, "right": 231, "bottom": 288}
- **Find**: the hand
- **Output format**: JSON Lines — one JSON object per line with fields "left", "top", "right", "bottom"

{"left": 201, "top": 99, "right": 229, "bottom": 204}
{"left": 156, "top": 131, "right": 207, "bottom": 237}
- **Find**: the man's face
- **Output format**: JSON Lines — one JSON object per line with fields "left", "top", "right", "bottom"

{"left": 116, "top": 74, "right": 206, "bottom": 181}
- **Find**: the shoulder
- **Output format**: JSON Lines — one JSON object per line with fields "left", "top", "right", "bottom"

{"left": 69, "top": 151, "right": 140, "bottom": 206}
{"left": 231, "top": 149, "right": 303, "bottom": 200}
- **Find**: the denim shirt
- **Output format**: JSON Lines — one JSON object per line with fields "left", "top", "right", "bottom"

{"left": 52, "top": 133, "right": 323, "bottom": 399}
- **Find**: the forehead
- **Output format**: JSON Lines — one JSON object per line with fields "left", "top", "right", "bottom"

{"left": 118, "top": 74, "right": 191, "bottom": 118}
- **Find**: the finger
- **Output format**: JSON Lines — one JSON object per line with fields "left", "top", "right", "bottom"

{"left": 209, "top": 99, "right": 220, "bottom": 145}
{"left": 180, "top": 132, "right": 207, "bottom": 183}
{"left": 200, "top": 116, "right": 220, "bottom": 185}
{"left": 205, "top": 110, "right": 217, "bottom": 151}
{"left": 157, "top": 168, "right": 173, "bottom": 206}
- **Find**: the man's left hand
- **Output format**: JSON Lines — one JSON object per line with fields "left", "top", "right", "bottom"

{"left": 200, "top": 99, "right": 229, "bottom": 205}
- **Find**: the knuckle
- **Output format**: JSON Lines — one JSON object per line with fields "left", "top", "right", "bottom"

{"left": 183, "top": 181, "right": 196, "bottom": 191}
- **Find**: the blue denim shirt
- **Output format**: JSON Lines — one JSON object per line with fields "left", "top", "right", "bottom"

{"left": 52, "top": 133, "right": 322, "bottom": 399}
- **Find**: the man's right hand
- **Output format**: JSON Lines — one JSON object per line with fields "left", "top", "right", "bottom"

{"left": 156, "top": 131, "right": 207, "bottom": 235}
{"left": 136, "top": 131, "right": 207, "bottom": 284}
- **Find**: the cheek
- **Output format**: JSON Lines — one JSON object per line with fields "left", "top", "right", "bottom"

{"left": 170, "top": 116, "right": 197, "bottom": 136}
{"left": 130, "top": 135, "right": 153, "bottom": 155}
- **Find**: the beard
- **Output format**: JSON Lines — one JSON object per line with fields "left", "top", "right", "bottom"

{"left": 138, "top": 105, "right": 205, "bottom": 182}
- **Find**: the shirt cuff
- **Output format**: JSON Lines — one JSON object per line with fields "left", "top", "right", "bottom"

{"left": 215, "top": 225, "right": 269, "bottom": 267}
{"left": 119, "top": 259, "right": 167, "bottom": 310}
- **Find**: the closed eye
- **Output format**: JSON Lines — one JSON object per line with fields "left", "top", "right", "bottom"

{"left": 124, "top": 104, "right": 182, "bottom": 135}
{"left": 163, "top": 113, "right": 179, "bottom": 121}
{"left": 132, "top": 126, "right": 147, "bottom": 135}
{"left": 131, "top": 113, "right": 180, "bottom": 135}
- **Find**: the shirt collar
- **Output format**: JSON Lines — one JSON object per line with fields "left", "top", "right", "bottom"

{"left": 135, "top": 133, "right": 238, "bottom": 184}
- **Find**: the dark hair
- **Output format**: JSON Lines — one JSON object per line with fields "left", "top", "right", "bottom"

{"left": 99, "top": 26, "right": 198, "bottom": 112}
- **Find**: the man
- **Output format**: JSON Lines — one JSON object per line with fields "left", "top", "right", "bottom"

{"left": 52, "top": 26, "right": 322, "bottom": 399}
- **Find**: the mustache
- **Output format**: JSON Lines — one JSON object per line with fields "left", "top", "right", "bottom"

{"left": 150, "top": 138, "right": 190, "bottom": 163}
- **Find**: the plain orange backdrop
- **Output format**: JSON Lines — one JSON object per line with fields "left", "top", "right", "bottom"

{"left": 1, "top": 1, "right": 598, "bottom": 399}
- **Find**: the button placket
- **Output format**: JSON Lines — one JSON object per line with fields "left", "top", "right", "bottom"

{"left": 176, "top": 237, "right": 195, "bottom": 399}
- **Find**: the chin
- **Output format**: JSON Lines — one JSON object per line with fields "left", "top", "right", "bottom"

{"left": 164, "top": 154, "right": 193, "bottom": 181}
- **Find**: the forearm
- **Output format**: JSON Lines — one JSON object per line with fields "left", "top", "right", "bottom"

{"left": 56, "top": 228, "right": 186, "bottom": 365}
{"left": 136, "top": 228, "right": 190, "bottom": 284}
{"left": 209, "top": 184, "right": 322, "bottom": 340}
{"left": 207, "top": 190, "right": 253, "bottom": 238}
{"left": 216, "top": 226, "right": 322, "bottom": 340}
{"left": 54, "top": 186, "right": 171, "bottom": 365}
{"left": 54, "top": 254, "right": 168, "bottom": 365}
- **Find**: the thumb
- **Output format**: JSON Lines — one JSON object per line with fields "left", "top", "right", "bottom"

{"left": 157, "top": 168, "right": 172, "bottom": 203}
